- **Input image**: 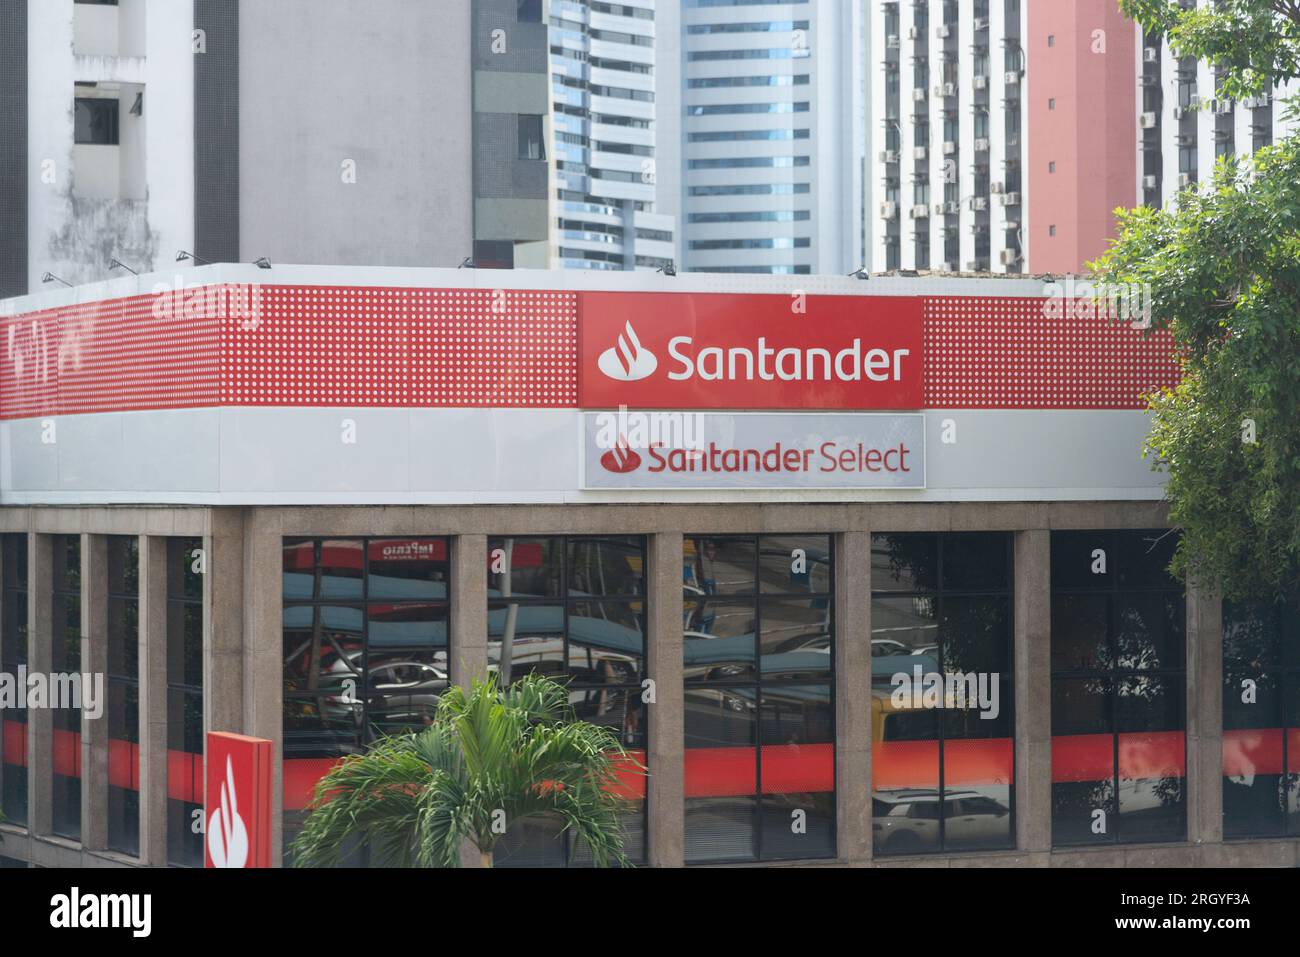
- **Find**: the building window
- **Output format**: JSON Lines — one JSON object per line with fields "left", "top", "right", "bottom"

{"left": 517, "top": 0, "right": 542, "bottom": 23}
{"left": 683, "top": 535, "right": 834, "bottom": 863}
{"left": 871, "top": 533, "right": 1015, "bottom": 856}
{"left": 1049, "top": 161, "right": 1056, "bottom": 173}
{"left": 1048, "top": 98, "right": 1055, "bottom": 110}
{"left": 166, "top": 538, "right": 204, "bottom": 867}
{"left": 106, "top": 536, "right": 139, "bottom": 857}
{"left": 1222, "top": 593, "right": 1300, "bottom": 839}
{"left": 1047, "top": 34, "right": 1055, "bottom": 47}
{"left": 1050, "top": 530, "right": 1186, "bottom": 846}
{"left": 0, "top": 535, "right": 28, "bottom": 827}
{"left": 51, "top": 535, "right": 82, "bottom": 841}
{"left": 74, "top": 96, "right": 119, "bottom": 145}
{"left": 1049, "top": 225, "right": 1057, "bottom": 236}
{"left": 282, "top": 538, "right": 451, "bottom": 865}
{"left": 487, "top": 536, "right": 647, "bottom": 866}
{"left": 518, "top": 115, "right": 546, "bottom": 160}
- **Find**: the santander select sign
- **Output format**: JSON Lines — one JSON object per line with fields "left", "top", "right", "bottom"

{"left": 579, "top": 292, "right": 923, "bottom": 410}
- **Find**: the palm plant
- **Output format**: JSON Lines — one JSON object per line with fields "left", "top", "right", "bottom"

{"left": 290, "top": 673, "right": 644, "bottom": 868}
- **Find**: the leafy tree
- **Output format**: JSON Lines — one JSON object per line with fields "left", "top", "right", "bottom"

{"left": 1091, "top": 1, "right": 1300, "bottom": 599}
{"left": 290, "top": 673, "right": 644, "bottom": 868}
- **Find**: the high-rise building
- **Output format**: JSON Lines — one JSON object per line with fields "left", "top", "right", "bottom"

{"left": 547, "top": 0, "right": 675, "bottom": 271}
{"left": 658, "top": 0, "right": 866, "bottom": 276}
{"left": 0, "top": 0, "right": 550, "bottom": 296}
{"left": 1136, "top": 1, "right": 1300, "bottom": 213}
{"left": 867, "top": 0, "right": 1134, "bottom": 275}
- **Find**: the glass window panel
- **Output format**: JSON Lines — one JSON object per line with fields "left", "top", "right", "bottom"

{"left": 570, "top": 686, "right": 646, "bottom": 750}
{"left": 940, "top": 595, "right": 1010, "bottom": 676}
{"left": 759, "top": 598, "right": 831, "bottom": 680}
{"left": 107, "top": 595, "right": 139, "bottom": 678}
{"left": 943, "top": 781, "right": 1013, "bottom": 851}
{"left": 366, "top": 538, "right": 448, "bottom": 599}
{"left": 1052, "top": 677, "right": 1113, "bottom": 736}
{"left": 941, "top": 534, "right": 1009, "bottom": 591}
{"left": 316, "top": 540, "right": 364, "bottom": 599}
{"left": 1114, "top": 530, "right": 1179, "bottom": 588}
{"left": 685, "top": 797, "right": 756, "bottom": 862}
{"left": 568, "top": 536, "right": 644, "bottom": 597}
{"left": 487, "top": 537, "right": 563, "bottom": 599}
{"left": 871, "top": 595, "right": 938, "bottom": 661}
{"left": 366, "top": 602, "right": 448, "bottom": 654}
{"left": 365, "top": 652, "right": 447, "bottom": 737}
{"left": 759, "top": 535, "right": 831, "bottom": 595}
{"left": 1115, "top": 675, "right": 1183, "bottom": 733}
{"left": 106, "top": 536, "right": 138, "bottom": 597}
{"left": 1051, "top": 594, "right": 1111, "bottom": 672}
{"left": 488, "top": 601, "right": 565, "bottom": 683}
{"left": 759, "top": 792, "right": 834, "bottom": 859}
{"left": 567, "top": 600, "right": 643, "bottom": 686}
{"left": 1052, "top": 777, "right": 1116, "bottom": 846}
{"left": 1051, "top": 531, "right": 1111, "bottom": 590}
{"left": 170, "top": 538, "right": 203, "bottom": 601}
{"left": 685, "top": 536, "right": 756, "bottom": 596}
{"left": 871, "top": 533, "right": 939, "bottom": 592}
{"left": 1114, "top": 592, "right": 1184, "bottom": 670}
{"left": 684, "top": 598, "right": 756, "bottom": 682}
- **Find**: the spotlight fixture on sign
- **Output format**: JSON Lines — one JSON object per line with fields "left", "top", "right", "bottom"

{"left": 176, "top": 250, "right": 213, "bottom": 266}
{"left": 108, "top": 258, "right": 138, "bottom": 276}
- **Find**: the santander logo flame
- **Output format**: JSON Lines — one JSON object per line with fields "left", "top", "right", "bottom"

{"left": 600, "top": 434, "right": 642, "bottom": 473}
{"left": 598, "top": 321, "right": 658, "bottom": 382}
{"left": 207, "top": 755, "right": 250, "bottom": 868}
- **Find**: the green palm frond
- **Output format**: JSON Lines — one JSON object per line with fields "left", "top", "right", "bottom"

{"left": 290, "top": 672, "right": 646, "bottom": 868}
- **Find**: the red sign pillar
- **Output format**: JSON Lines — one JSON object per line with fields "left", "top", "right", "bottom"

{"left": 204, "top": 731, "right": 274, "bottom": 868}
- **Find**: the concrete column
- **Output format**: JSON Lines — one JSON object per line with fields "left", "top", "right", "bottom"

{"left": 1186, "top": 577, "right": 1222, "bottom": 845}
{"left": 835, "top": 531, "right": 872, "bottom": 863}
{"left": 1014, "top": 529, "right": 1051, "bottom": 854}
{"left": 137, "top": 535, "right": 168, "bottom": 866}
{"left": 242, "top": 509, "right": 284, "bottom": 863}
{"left": 646, "top": 531, "right": 683, "bottom": 868}
{"left": 204, "top": 508, "right": 246, "bottom": 736}
{"left": 27, "top": 534, "right": 52, "bottom": 836}
{"left": 80, "top": 534, "right": 108, "bottom": 850}
{"left": 450, "top": 534, "right": 488, "bottom": 688}
{"left": 450, "top": 534, "right": 487, "bottom": 869}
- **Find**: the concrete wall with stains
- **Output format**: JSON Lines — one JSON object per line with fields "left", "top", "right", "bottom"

{"left": 26, "top": 0, "right": 193, "bottom": 289}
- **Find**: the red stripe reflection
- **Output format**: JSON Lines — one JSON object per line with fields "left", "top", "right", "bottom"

{"left": 1050, "top": 731, "right": 1186, "bottom": 782}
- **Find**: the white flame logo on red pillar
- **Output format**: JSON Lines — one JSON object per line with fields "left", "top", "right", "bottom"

{"left": 207, "top": 755, "right": 250, "bottom": 868}
{"left": 597, "top": 321, "right": 657, "bottom": 382}
{"left": 599, "top": 434, "right": 642, "bottom": 473}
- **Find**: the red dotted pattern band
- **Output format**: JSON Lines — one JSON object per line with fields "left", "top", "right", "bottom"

{"left": 0, "top": 285, "right": 1178, "bottom": 418}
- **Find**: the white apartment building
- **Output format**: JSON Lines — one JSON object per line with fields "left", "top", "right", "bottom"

{"left": 657, "top": 0, "right": 866, "bottom": 276}
{"left": 868, "top": 0, "right": 1029, "bottom": 275}
{"left": 1137, "top": 2, "right": 1300, "bottom": 211}
{"left": 548, "top": 0, "right": 676, "bottom": 271}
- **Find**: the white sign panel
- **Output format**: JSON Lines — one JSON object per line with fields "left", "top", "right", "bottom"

{"left": 582, "top": 412, "right": 926, "bottom": 490}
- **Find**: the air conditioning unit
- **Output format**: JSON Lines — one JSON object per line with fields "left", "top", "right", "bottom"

{"left": 913, "top": 87, "right": 928, "bottom": 102}
{"left": 1172, "top": 107, "right": 1186, "bottom": 120}
{"left": 879, "top": 200, "right": 898, "bottom": 219}
{"left": 945, "top": 201, "right": 960, "bottom": 214}
{"left": 973, "top": 75, "right": 988, "bottom": 91}
{"left": 1241, "top": 96, "right": 1259, "bottom": 109}
{"left": 887, "top": 34, "right": 900, "bottom": 49}
{"left": 1004, "top": 71, "right": 1021, "bottom": 86}
{"left": 910, "top": 204, "right": 930, "bottom": 219}
{"left": 1144, "top": 47, "right": 1159, "bottom": 63}
{"left": 990, "top": 181, "right": 1004, "bottom": 194}
{"left": 933, "top": 202, "right": 947, "bottom": 215}
{"left": 966, "top": 260, "right": 983, "bottom": 271}
{"left": 1177, "top": 172, "right": 1193, "bottom": 188}
{"left": 971, "top": 197, "right": 988, "bottom": 211}
{"left": 974, "top": 137, "right": 990, "bottom": 152}
{"left": 1215, "top": 98, "right": 1233, "bottom": 114}
{"left": 1175, "top": 133, "right": 1195, "bottom": 147}
{"left": 938, "top": 261, "right": 956, "bottom": 273}
{"left": 1001, "top": 191, "right": 1021, "bottom": 206}
{"left": 1005, "top": 220, "right": 1020, "bottom": 232}
{"left": 974, "top": 17, "right": 988, "bottom": 31}
{"left": 878, "top": 149, "right": 899, "bottom": 163}
{"left": 1139, "top": 112, "right": 1158, "bottom": 128}
{"left": 1143, "top": 174, "right": 1158, "bottom": 189}
{"left": 913, "top": 145, "right": 928, "bottom": 160}
{"left": 999, "top": 249, "right": 1020, "bottom": 266}
{"left": 942, "top": 140, "right": 956, "bottom": 154}
{"left": 936, "top": 24, "right": 951, "bottom": 39}
{"left": 907, "top": 25, "right": 919, "bottom": 39}
{"left": 1258, "top": 92, "right": 1272, "bottom": 106}
{"left": 943, "top": 82, "right": 957, "bottom": 96}
{"left": 1189, "top": 94, "right": 1202, "bottom": 109}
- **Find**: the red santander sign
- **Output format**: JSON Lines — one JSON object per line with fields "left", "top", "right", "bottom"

{"left": 578, "top": 292, "right": 923, "bottom": 410}
{"left": 205, "top": 731, "right": 273, "bottom": 868}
